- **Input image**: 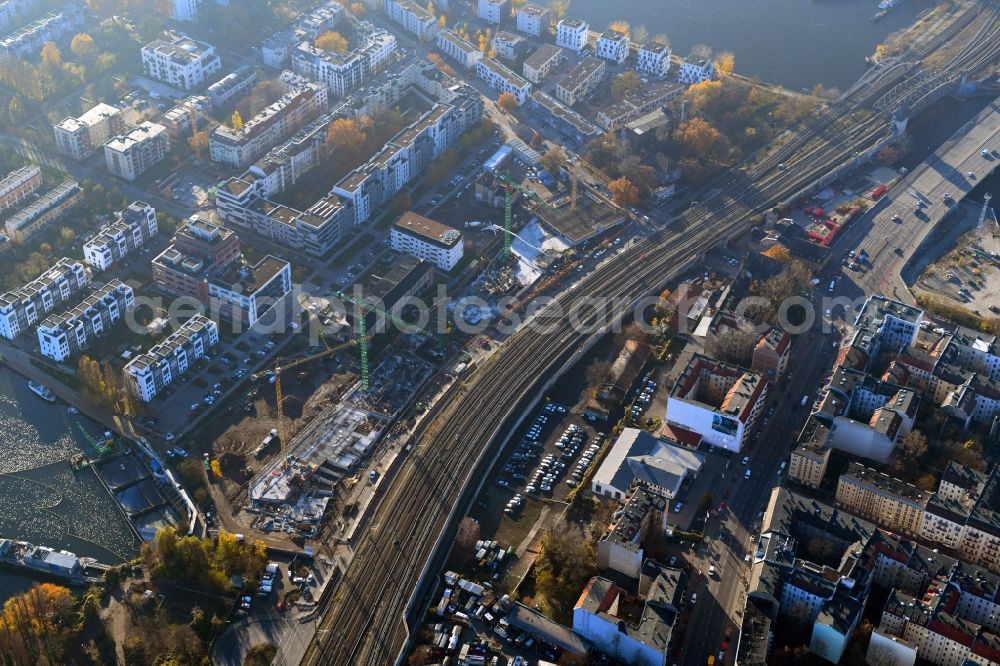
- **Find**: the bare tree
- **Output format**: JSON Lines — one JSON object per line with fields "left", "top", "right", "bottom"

{"left": 652, "top": 33, "right": 671, "bottom": 49}
{"left": 711, "top": 329, "right": 759, "bottom": 367}
{"left": 691, "top": 43, "right": 713, "bottom": 60}
{"left": 899, "top": 430, "right": 928, "bottom": 462}
{"left": 632, "top": 24, "right": 649, "bottom": 44}
{"left": 456, "top": 517, "right": 480, "bottom": 553}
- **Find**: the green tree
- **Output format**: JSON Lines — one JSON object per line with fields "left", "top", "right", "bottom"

{"left": 611, "top": 71, "right": 642, "bottom": 99}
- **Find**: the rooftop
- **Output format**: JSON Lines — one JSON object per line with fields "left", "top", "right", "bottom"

{"left": 144, "top": 31, "right": 215, "bottom": 63}
{"left": 104, "top": 122, "right": 166, "bottom": 153}
{"left": 393, "top": 212, "right": 461, "bottom": 248}
{"left": 558, "top": 56, "right": 605, "bottom": 94}
{"left": 593, "top": 427, "right": 704, "bottom": 495}
{"left": 842, "top": 462, "right": 930, "bottom": 508}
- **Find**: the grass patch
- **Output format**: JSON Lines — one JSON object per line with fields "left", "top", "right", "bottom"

{"left": 494, "top": 498, "right": 543, "bottom": 549}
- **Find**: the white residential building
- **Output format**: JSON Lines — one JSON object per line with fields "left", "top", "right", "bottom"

{"left": 104, "top": 122, "right": 170, "bottom": 181}
{"left": 208, "top": 256, "right": 292, "bottom": 325}
{"left": 209, "top": 82, "right": 328, "bottom": 169}
{"left": 206, "top": 65, "right": 257, "bottom": 108}
{"left": 53, "top": 103, "right": 125, "bottom": 160}
{"left": 476, "top": 57, "right": 531, "bottom": 105}
{"left": 522, "top": 43, "right": 562, "bottom": 84}
{"left": 636, "top": 42, "right": 670, "bottom": 78}
{"left": 124, "top": 315, "right": 219, "bottom": 402}
{"left": 291, "top": 28, "right": 396, "bottom": 96}
{"left": 391, "top": 212, "right": 464, "bottom": 271}
{"left": 159, "top": 95, "right": 212, "bottom": 138}
{"left": 476, "top": 0, "right": 508, "bottom": 24}
{"left": 0, "top": 258, "right": 87, "bottom": 339}
{"left": 0, "top": 8, "right": 79, "bottom": 60}
{"left": 0, "top": 0, "right": 39, "bottom": 32}
{"left": 492, "top": 31, "right": 525, "bottom": 61}
{"left": 515, "top": 3, "right": 548, "bottom": 37}
{"left": 296, "top": 0, "right": 343, "bottom": 40}
{"left": 140, "top": 32, "right": 221, "bottom": 91}
{"left": 436, "top": 29, "right": 481, "bottom": 69}
{"left": 384, "top": 0, "right": 438, "bottom": 40}
{"left": 678, "top": 57, "right": 715, "bottom": 85}
{"left": 595, "top": 28, "right": 628, "bottom": 64}
{"left": 261, "top": 30, "right": 299, "bottom": 69}
{"left": 555, "top": 56, "right": 605, "bottom": 106}
{"left": 170, "top": 0, "right": 229, "bottom": 22}
{"left": 556, "top": 18, "right": 588, "bottom": 52}
{"left": 0, "top": 165, "right": 42, "bottom": 213}
{"left": 37, "top": 281, "right": 135, "bottom": 362}
{"left": 82, "top": 202, "right": 158, "bottom": 271}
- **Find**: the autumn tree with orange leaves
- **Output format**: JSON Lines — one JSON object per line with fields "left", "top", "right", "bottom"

{"left": 0, "top": 583, "right": 76, "bottom": 665}
{"left": 497, "top": 92, "right": 518, "bottom": 113}
{"left": 609, "top": 177, "right": 640, "bottom": 207}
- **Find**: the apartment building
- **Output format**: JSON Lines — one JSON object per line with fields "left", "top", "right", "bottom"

{"left": 594, "top": 80, "right": 683, "bottom": 131}
{"left": 83, "top": 202, "right": 158, "bottom": 271}
{"left": 384, "top": 0, "right": 438, "bottom": 40}
{"left": 391, "top": 212, "right": 464, "bottom": 271}
{"left": 555, "top": 56, "right": 605, "bottom": 106}
{"left": 515, "top": 3, "right": 549, "bottom": 36}
{"left": 476, "top": 57, "right": 532, "bottom": 105}
{"left": 207, "top": 256, "right": 291, "bottom": 325}
{"left": 124, "top": 315, "right": 219, "bottom": 402}
{"left": 53, "top": 103, "right": 125, "bottom": 160}
{"left": 206, "top": 65, "right": 257, "bottom": 108}
{"left": 159, "top": 95, "right": 212, "bottom": 138}
{"left": 240, "top": 194, "right": 352, "bottom": 257}
{"left": 556, "top": 18, "right": 588, "bottom": 52}
{"left": 636, "top": 42, "right": 670, "bottom": 78}
{"left": 0, "top": 0, "right": 38, "bottom": 32}
{"left": 0, "top": 258, "right": 87, "bottom": 339}
{"left": 529, "top": 91, "right": 602, "bottom": 144}
{"left": 665, "top": 353, "right": 767, "bottom": 452}
{"left": 852, "top": 295, "right": 924, "bottom": 359}
{"left": 492, "top": 31, "right": 526, "bottom": 61}
{"left": 0, "top": 165, "right": 42, "bottom": 213}
{"left": 436, "top": 29, "right": 482, "bottom": 69}
{"left": 595, "top": 486, "right": 668, "bottom": 579}
{"left": 141, "top": 32, "right": 221, "bottom": 91}
{"left": 261, "top": 30, "right": 298, "bottom": 69}
{"left": 836, "top": 462, "right": 930, "bottom": 538}
{"left": 0, "top": 7, "right": 79, "bottom": 60}
{"left": 296, "top": 0, "right": 343, "bottom": 40}
{"left": 151, "top": 217, "right": 241, "bottom": 305}
{"left": 104, "top": 122, "right": 170, "bottom": 181}
{"left": 37, "top": 280, "right": 135, "bottom": 362}
{"left": 209, "top": 82, "right": 328, "bottom": 168}
{"left": 476, "top": 0, "right": 508, "bottom": 24}
{"left": 788, "top": 415, "right": 833, "bottom": 489}
{"left": 752, "top": 326, "right": 792, "bottom": 381}
{"left": 678, "top": 56, "right": 715, "bottom": 84}
{"left": 170, "top": 0, "right": 228, "bottom": 22}
{"left": 5, "top": 181, "right": 82, "bottom": 244}
{"left": 291, "top": 27, "right": 396, "bottom": 97}
{"left": 522, "top": 43, "right": 561, "bottom": 84}
{"left": 595, "top": 28, "right": 628, "bottom": 64}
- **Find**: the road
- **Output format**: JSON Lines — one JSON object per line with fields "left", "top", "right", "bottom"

{"left": 302, "top": 6, "right": 1000, "bottom": 666}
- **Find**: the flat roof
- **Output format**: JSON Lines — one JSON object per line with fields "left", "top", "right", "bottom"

{"left": 394, "top": 212, "right": 461, "bottom": 248}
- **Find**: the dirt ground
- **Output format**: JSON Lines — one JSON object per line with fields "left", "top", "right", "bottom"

{"left": 915, "top": 209, "right": 1000, "bottom": 315}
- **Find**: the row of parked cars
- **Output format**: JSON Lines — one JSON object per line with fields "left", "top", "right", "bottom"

{"left": 496, "top": 405, "right": 565, "bottom": 489}
{"left": 629, "top": 376, "right": 658, "bottom": 420}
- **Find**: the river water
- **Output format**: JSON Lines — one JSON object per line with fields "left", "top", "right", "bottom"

{"left": 571, "top": 0, "right": 935, "bottom": 90}
{"left": 0, "top": 368, "right": 141, "bottom": 599}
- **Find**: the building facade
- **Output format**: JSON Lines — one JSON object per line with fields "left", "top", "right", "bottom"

{"left": 476, "top": 57, "right": 532, "bottom": 105}
{"left": 5, "top": 181, "right": 82, "bottom": 244}
{"left": 0, "top": 258, "right": 87, "bottom": 339}
{"left": 476, "top": 0, "right": 508, "bottom": 24}
{"left": 516, "top": 3, "right": 549, "bottom": 36}
{"left": 141, "top": 32, "right": 221, "bottom": 91}
{"left": 104, "top": 122, "right": 170, "bottom": 181}
{"left": 555, "top": 56, "right": 605, "bottom": 106}
{"left": 636, "top": 42, "right": 670, "bottom": 78}
{"left": 595, "top": 29, "right": 628, "bottom": 64}
{"left": 678, "top": 57, "right": 715, "bottom": 84}
{"left": 384, "top": 0, "right": 438, "bottom": 40}
{"left": 522, "top": 43, "right": 562, "bottom": 84}
{"left": 0, "top": 165, "right": 42, "bottom": 213}
{"left": 124, "top": 315, "right": 219, "bottom": 401}
{"left": 291, "top": 25, "right": 396, "bottom": 97}
{"left": 436, "top": 29, "right": 482, "bottom": 69}
{"left": 83, "top": 201, "right": 158, "bottom": 271}
{"left": 53, "top": 103, "right": 125, "bottom": 160}
{"left": 556, "top": 18, "right": 588, "bottom": 52}
{"left": 391, "top": 212, "right": 464, "bottom": 271}
{"left": 206, "top": 65, "right": 258, "bottom": 108}
{"left": 207, "top": 256, "right": 291, "bottom": 326}
{"left": 151, "top": 217, "right": 241, "bottom": 305}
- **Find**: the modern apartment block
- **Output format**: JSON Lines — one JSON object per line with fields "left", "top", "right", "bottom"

{"left": 261, "top": 30, "right": 299, "bottom": 69}
{"left": 53, "top": 103, "right": 125, "bottom": 160}
{"left": 151, "top": 217, "right": 241, "bottom": 305}
{"left": 476, "top": 0, "right": 508, "bottom": 24}
{"left": 104, "top": 122, "right": 170, "bottom": 181}
{"left": 555, "top": 56, "right": 605, "bottom": 106}
{"left": 0, "top": 0, "right": 38, "bottom": 32}
{"left": 170, "top": 0, "right": 229, "bottom": 22}
{"left": 515, "top": 3, "right": 549, "bottom": 36}
{"left": 141, "top": 32, "right": 221, "bottom": 91}
{"left": 595, "top": 28, "right": 629, "bottom": 64}
{"left": 124, "top": 315, "right": 219, "bottom": 402}
{"left": 5, "top": 181, "right": 82, "bottom": 244}
{"left": 436, "top": 29, "right": 482, "bottom": 69}
{"left": 836, "top": 463, "right": 930, "bottom": 538}
{"left": 556, "top": 18, "right": 588, "bottom": 52}
{"left": 788, "top": 415, "right": 833, "bottom": 489}
{"left": 636, "top": 42, "right": 671, "bottom": 78}
{"left": 384, "top": 0, "right": 438, "bottom": 40}
{"left": 391, "top": 212, "right": 464, "bottom": 271}
{"left": 0, "top": 165, "right": 42, "bottom": 213}
{"left": 209, "top": 82, "right": 328, "bottom": 168}
{"left": 37, "top": 280, "right": 135, "bottom": 362}
{"left": 476, "top": 57, "right": 531, "bottom": 105}
{"left": 0, "top": 7, "right": 79, "bottom": 60}
{"left": 296, "top": 0, "right": 343, "bottom": 40}
{"left": 522, "top": 44, "right": 562, "bottom": 84}
{"left": 206, "top": 65, "right": 258, "bottom": 108}
{"left": 291, "top": 24, "right": 396, "bottom": 96}
{"left": 82, "top": 201, "right": 158, "bottom": 271}
{"left": 0, "top": 258, "right": 87, "bottom": 339}
{"left": 492, "top": 31, "right": 526, "bottom": 61}
{"left": 207, "top": 256, "right": 292, "bottom": 326}
{"left": 678, "top": 56, "right": 715, "bottom": 84}
{"left": 665, "top": 353, "right": 767, "bottom": 452}
{"left": 159, "top": 95, "right": 212, "bottom": 138}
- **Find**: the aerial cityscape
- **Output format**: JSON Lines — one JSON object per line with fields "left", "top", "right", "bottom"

{"left": 0, "top": 0, "right": 996, "bottom": 665}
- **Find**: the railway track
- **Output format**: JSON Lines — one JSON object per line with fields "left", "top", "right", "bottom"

{"left": 304, "top": 5, "right": 1000, "bottom": 664}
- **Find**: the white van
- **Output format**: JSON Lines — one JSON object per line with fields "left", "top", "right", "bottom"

{"left": 828, "top": 280, "right": 836, "bottom": 293}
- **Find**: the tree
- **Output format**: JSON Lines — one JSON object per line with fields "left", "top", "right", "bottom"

{"left": 0, "top": 583, "right": 76, "bottom": 665}
{"left": 711, "top": 329, "right": 758, "bottom": 366}
{"left": 70, "top": 33, "right": 97, "bottom": 61}
{"left": 245, "top": 644, "right": 277, "bottom": 666}
{"left": 388, "top": 191, "right": 413, "bottom": 216}
{"left": 585, "top": 360, "right": 610, "bottom": 389}
{"left": 761, "top": 245, "right": 791, "bottom": 262}
{"left": 188, "top": 130, "right": 209, "bottom": 160}
{"left": 900, "top": 429, "right": 928, "bottom": 462}
{"left": 315, "top": 30, "right": 348, "bottom": 53}
{"left": 7, "top": 96, "right": 22, "bottom": 123}
{"left": 675, "top": 117, "right": 721, "bottom": 158}
{"left": 714, "top": 51, "right": 735, "bottom": 75}
{"left": 540, "top": 147, "right": 566, "bottom": 173}
{"left": 438, "top": 14, "right": 446, "bottom": 28}
{"left": 456, "top": 517, "right": 480, "bottom": 552}
{"left": 915, "top": 473, "right": 938, "bottom": 491}
{"left": 58, "top": 227, "right": 75, "bottom": 244}
{"left": 325, "top": 117, "right": 367, "bottom": 163}
{"left": 534, "top": 528, "right": 596, "bottom": 618}
{"left": 609, "top": 177, "right": 640, "bottom": 207}
{"left": 40, "top": 41, "right": 61, "bottom": 67}
{"left": 496, "top": 91, "right": 518, "bottom": 113}
{"left": 349, "top": 2, "right": 365, "bottom": 15}
{"left": 611, "top": 71, "right": 641, "bottom": 99}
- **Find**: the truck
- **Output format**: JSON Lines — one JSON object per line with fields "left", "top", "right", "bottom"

{"left": 801, "top": 394, "right": 810, "bottom": 407}
{"left": 254, "top": 429, "right": 279, "bottom": 458}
